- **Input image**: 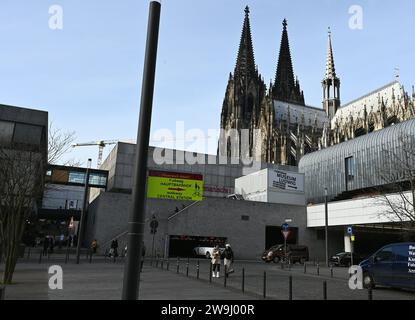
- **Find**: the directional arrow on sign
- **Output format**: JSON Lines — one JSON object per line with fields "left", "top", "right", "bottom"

{"left": 168, "top": 188, "right": 186, "bottom": 192}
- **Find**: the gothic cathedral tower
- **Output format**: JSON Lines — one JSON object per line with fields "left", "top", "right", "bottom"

{"left": 322, "top": 28, "right": 340, "bottom": 120}
{"left": 219, "top": 7, "right": 266, "bottom": 158}
{"left": 272, "top": 19, "right": 305, "bottom": 105}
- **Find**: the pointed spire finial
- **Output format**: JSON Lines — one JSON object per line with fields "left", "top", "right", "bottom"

{"left": 283, "top": 19, "right": 287, "bottom": 29}
{"left": 234, "top": 5, "right": 256, "bottom": 78}
{"left": 325, "top": 27, "right": 337, "bottom": 79}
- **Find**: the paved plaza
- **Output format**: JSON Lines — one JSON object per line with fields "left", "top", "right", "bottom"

{"left": 1, "top": 255, "right": 415, "bottom": 300}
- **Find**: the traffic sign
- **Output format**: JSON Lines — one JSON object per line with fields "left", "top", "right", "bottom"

{"left": 282, "top": 230, "right": 291, "bottom": 240}
{"left": 347, "top": 226, "right": 353, "bottom": 235}
{"left": 281, "top": 223, "right": 289, "bottom": 231}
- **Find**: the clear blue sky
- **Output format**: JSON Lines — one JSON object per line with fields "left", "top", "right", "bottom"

{"left": 0, "top": 0, "right": 414, "bottom": 166}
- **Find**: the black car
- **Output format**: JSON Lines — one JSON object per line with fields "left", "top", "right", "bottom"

{"left": 330, "top": 252, "right": 365, "bottom": 267}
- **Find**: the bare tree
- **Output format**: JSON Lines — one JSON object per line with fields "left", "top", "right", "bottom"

{"left": 0, "top": 149, "right": 45, "bottom": 284}
{"left": 374, "top": 134, "right": 415, "bottom": 233}
{"left": 48, "top": 122, "right": 82, "bottom": 166}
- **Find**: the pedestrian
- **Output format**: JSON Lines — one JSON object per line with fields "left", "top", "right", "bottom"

{"left": 114, "top": 239, "right": 119, "bottom": 257}
{"left": 49, "top": 236, "right": 55, "bottom": 254}
{"left": 91, "top": 239, "right": 98, "bottom": 254}
{"left": 223, "top": 244, "right": 234, "bottom": 277}
{"left": 140, "top": 242, "right": 146, "bottom": 272}
{"left": 42, "top": 236, "right": 49, "bottom": 256}
{"left": 211, "top": 245, "right": 221, "bottom": 278}
{"left": 110, "top": 239, "right": 118, "bottom": 258}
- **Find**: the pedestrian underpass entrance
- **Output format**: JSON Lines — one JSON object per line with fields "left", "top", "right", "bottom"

{"left": 168, "top": 235, "right": 227, "bottom": 258}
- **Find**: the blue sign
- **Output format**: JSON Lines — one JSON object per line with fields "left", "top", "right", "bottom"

{"left": 347, "top": 226, "right": 353, "bottom": 235}
{"left": 281, "top": 223, "right": 289, "bottom": 231}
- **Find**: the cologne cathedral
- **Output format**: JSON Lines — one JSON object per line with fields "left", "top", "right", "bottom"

{"left": 219, "top": 6, "right": 415, "bottom": 166}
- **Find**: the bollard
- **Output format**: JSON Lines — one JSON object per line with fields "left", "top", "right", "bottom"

{"left": 242, "top": 268, "right": 245, "bottom": 293}
{"left": 186, "top": 261, "right": 189, "bottom": 277}
{"left": 288, "top": 260, "right": 291, "bottom": 271}
{"left": 289, "top": 275, "right": 293, "bottom": 300}
{"left": 65, "top": 249, "right": 69, "bottom": 264}
{"left": 263, "top": 271, "right": 267, "bottom": 299}
{"left": 304, "top": 263, "right": 307, "bottom": 274}
{"left": 368, "top": 288, "right": 373, "bottom": 300}
{"left": 224, "top": 265, "right": 227, "bottom": 287}
{"left": 27, "top": 248, "right": 31, "bottom": 260}
{"left": 209, "top": 263, "right": 212, "bottom": 283}
{"left": 317, "top": 263, "right": 320, "bottom": 276}
{"left": 0, "top": 286, "right": 5, "bottom": 300}
{"left": 197, "top": 260, "right": 200, "bottom": 279}
{"left": 161, "top": 259, "right": 164, "bottom": 269}
{"left": 167, "top": 260, "right": 170, "bottom": 271}
{"left": 89, "top": 251, "right": 93, "bottom": 264}
{"left": 176, "top": 258, "right": 180, "bottom": 274}
{"left": 323, "top": 281, "right": 327, "bottom": 300}
{"left": 330, "top": 266, "right": 333, "bottom": 278}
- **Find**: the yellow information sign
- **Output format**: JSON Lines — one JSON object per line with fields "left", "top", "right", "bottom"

{"left": 147, "top": 170, "right": 203, "bottom": 201}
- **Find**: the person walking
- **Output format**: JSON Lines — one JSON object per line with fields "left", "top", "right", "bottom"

{"left": 140, "top": 242, "right": 146, "bottom": 272}
{"left": 91, "top": 239, "right": 98, "bottom": 254}
{"left": 211, "top": 245, "right": 221, "bottom": 278}
{"left": 223, "top": 244, "right": 234, "bottom": 277}
{"left": 42, "top": 236, "right": 49, "bottom": 256}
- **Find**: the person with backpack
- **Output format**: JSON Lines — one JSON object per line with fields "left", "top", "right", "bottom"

{"left": 223, "top": 244, "right": 234, "bottom": 277}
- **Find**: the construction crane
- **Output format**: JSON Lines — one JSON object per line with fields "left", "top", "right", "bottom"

{"left": 71, "top": 140, "right": 118, "bottom": 167}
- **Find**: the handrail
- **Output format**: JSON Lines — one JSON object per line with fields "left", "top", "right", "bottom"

{"left": 168, "top": 201, "right": 200, "bottom": 221}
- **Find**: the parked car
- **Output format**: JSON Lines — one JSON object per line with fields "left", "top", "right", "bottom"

{"left": 193, "top": 246, "right": 225, "bottom": 259}
{"left": 360, "top": 242, "right": 415, "bottom": 290}
{"left": 330, "top": 252, "right": 366, "bottom": 267}
{"left": 262, "top": 244, "right": 309, "bottom": 264}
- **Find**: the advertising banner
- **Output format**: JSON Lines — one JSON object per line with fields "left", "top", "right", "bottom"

{"left": 147, "top": 170, "right": 203, "bottom": 201}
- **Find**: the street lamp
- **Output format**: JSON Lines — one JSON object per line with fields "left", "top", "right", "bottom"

{"left": 76, "top": 158, "right": 92, "bottom": 264}
{"left": 122, "top": 1, "right": 161, "bottom": 300}
{"left": 324, "top": 187, "right": 329, "bottom": 267}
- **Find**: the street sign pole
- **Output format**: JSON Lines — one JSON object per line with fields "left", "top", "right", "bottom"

{"left": 122, "top": 1, "right": 161, "bottom": 300}
{"left": 76, "top": 159, "right": 91, "bottom": 264}
{"left": 281, "top": 223, "right": 290, "bottom": 264}
{"left": 324, "top": 188, "right": 329, "bottom": 267}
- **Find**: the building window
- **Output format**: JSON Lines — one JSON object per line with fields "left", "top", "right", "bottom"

{"left": 88, "top": 173, "right": 107, "bottom": 186}
{"left": 345, "top": 156, "right": 355, "bottom": 184}
{"left": 68, "top": 171, "right": 86, "bottom": 184}
{"left": 241, "top": 215, "right": 250, "bottom": 221}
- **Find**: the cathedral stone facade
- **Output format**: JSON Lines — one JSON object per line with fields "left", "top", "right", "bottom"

{"left": 219, "top": 6, "right": 415, "bottom": 166}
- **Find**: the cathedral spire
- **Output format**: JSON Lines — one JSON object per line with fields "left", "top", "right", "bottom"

{"left": 325, "top": 27, "right": 336, "bottom": 79}
{"left": 322, "top": 28, "right": 341, "bottom": 120}
{"left": 273, "top": 19, "right": 305, "bottom": 105}
{"left": 234, "top": 6, "right": 256, "bottom": 78}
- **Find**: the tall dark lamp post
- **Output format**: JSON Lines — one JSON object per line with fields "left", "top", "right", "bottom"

{"left": 76, "top": 158, "right": 92, "bottom": 264}
{"left": 122, "top": 1, "right": 161, "bottom": 300}
{"left": 324, "top": 187, "right": 329, "bottom": 267}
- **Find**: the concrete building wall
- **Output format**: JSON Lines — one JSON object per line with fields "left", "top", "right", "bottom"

{"left": 86, "top": 192, "right": 327, "bottom": 260}
{"left": 235, "top": 168, "right": 306, "bottom": 206}
{"left": 98, "top": 142, "right": 298, "bottom": 199}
